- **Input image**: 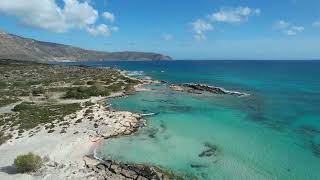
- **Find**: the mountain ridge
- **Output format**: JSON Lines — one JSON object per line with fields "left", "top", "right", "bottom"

{"left": 0, "top": 32, "right": 172, "bottom": 62}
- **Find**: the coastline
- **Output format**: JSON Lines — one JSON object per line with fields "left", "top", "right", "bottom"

{"left": 0, "top": 69, "right": 173, "bottom": 180}
{"left": 0, "top": 63, "right": 247, "bottom": 180}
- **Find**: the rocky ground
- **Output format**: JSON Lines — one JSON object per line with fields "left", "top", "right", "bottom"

{"left": 83, "top": 156, "right": 183, "bottom": 180}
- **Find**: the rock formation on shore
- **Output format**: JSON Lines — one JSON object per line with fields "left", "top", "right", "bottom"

{"left": 83, "top": 156, "right": 182, "bottom": 180}
{"left": 170, "top": 83, "right": 249, "bottom": 97}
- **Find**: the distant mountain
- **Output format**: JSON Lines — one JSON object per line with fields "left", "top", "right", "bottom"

{"left": 0, "top": 30, "right": 172, "bottom": 62}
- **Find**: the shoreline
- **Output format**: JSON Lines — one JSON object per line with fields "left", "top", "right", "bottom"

{"left": 83, "top": 77, "right": 181, "bottom": 180}
{"left": 1, "top": 65, "right": 240, "bottom": 180}
{"left": 0, "top": 69, "right": 173, "bottom": 180}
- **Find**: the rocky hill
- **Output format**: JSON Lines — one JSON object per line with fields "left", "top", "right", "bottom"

{"left": 0, "top": 30, "right": 172, "bottom": 62}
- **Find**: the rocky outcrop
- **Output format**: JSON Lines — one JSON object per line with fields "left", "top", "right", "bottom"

{"left": 84, "top": 156, "right": 182, "bottom": 180}
{"left": 0, "top": 32, "right": 172, "bottom": 62}
{"left": 170, "top": 83, "right": 249, "bottom": 97}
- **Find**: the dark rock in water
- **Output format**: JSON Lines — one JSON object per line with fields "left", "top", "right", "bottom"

{"left": 160, "top": 121, "right": 167, "bottom": 131}
{"left": 159, "top": 105, "right": 193, "bottom": 113}
{"left": 249, "top": 113, "right": 284, "bottom": 131}
{"left": 199, "top": 149, "right": 216, "bottom": 157}
{"left": 297, "top": 125, "right": 320, "bottom": 137}
{"left": 199, "top": 143, "right": 219, "bottom": 158}
{"left": 190, "top": 164, "right": 208, "bottom": 169}
{"left": 311, "top": 142, "right": 320, "bottom": 158}
{"left": 145, "top": 128, "right": 159, "bottom": 139}
{"left": 187, "top": 89, "right": 203, "bottom": 94}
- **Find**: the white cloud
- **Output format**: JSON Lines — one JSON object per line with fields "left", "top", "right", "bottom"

{"left": 208, "top": 7, "right": 260, "bottom": 24}
{"left": 291, "top": 26, "right": 304, "bottom": 32}
{"left": 189, "top": 6, "right": 260, "bottom": 41}
{"left": 86, "top": 24, "right": 118, "bottom": 36}
{"left": 191, "top": 19, "right": 213, "bottom": 41}
{"left": 312, "top": 21, "right": 320, "bottom": 28}
{"left": 274, "top": 20, "right": 304, "bottom": 36}
{"left": 102, "top": 11, "right": 115, "bottom": 22}
{"left": 285, "top": 30, "right": 297, "bottom": 36}
{"left": 274, "top": 20, "right": 290, "bottom": 29}
{"left": 162, "top": 34, "right": 173, "bottom": 41}
{"left": 0, "top": 0, "right": 117, "bottom": 36}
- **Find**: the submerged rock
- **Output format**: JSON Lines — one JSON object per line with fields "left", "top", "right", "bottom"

{"left": 146, "top": 128, "right": 159, "bottom": 139}
{"left": 297, "top": 125, "right": 320, "bottom": 137}
{"left": 311, "top": 142, "right": 320, "bottom": 158}
{"left": 199, "top": 143, "right": 219, "bottom": 159}
{"left": 158, "top": 105, "right": 193, "bottom": 113}
{"left": 190, "top": 164, "right": 209, "bottom": 169}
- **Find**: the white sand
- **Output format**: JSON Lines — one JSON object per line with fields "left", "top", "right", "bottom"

{"left": 0, "top": 103, "right": 142, "bottom": 180}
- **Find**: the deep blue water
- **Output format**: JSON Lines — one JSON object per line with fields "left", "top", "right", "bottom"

{"left": 65, "top": 60, "right": 320, "bottom": 179}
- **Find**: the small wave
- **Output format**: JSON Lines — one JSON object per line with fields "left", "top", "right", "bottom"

{"left": 127, "top": 70, "right": 145, "bottom": 76}
{"left": 219, "top": 88, "right": 250, "bottom": 97}
{"left": 141, "top": 112, "right": 159, "bottom": 117}
{"left": 208, "top": 86, "right": 250, "bottom": 97}
{"left": 93, "top": 145, "right": 105, "bottom": 162}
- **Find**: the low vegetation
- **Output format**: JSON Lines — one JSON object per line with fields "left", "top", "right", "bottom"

{"left": 64, "top": 84, "right": 111, "bottom": 99}
{"left": 11, "top": 102, "right": 82, "bottom": 130}
{"left": 0, "top": 96, "right": 19, "bottom": 107}
{"left": 0, "top": 132, "right": 12, "bottom": 145}
{"left": 14, "top": 153, "right": 43, "bottom": 173}
{"left": 0, "top": 59, "right": 142, "bottom": 143}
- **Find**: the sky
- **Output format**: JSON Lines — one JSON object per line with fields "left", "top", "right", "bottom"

{"left": 0, "top": 0, "right": 320, "bottom": 60}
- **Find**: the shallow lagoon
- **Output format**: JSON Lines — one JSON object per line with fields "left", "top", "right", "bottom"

{"left": 82, "top": 61, "right": 320, "bottom": 179}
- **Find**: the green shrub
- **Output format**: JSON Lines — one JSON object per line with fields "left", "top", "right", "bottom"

{"left": 0, "top": 97, "right": 19, "bottom": 107}
{"left": 88, "top": 84, "right": 111, "bottom": 96}
{"left": 13, "top": 102, "right": 32, "bottom": 111}
{"left": 0, "top": 132, "right": 12, "bottom": 145}
{"left": 86, "top": 81, "right": 96, "bottom": 85}
{"left": 84, "top": 101, "right": 94, "bottom": 107}
{"left": 0, "top": 81, "right": 7, "bottom": 89}
{"left": 65, "top": 87, "right": 90, "bottom": 99}
{"left": 64, "top": 85, "right": 110, "bottom": 99}
{"left": 13, "top": 102, "right": 34, "bottom": 112}
{"left": 108, "top": 82, "right": 124, "bottom": 92}
{"left": 14, "top": 153, "right": 43, "bottom": 173}
{"left": 32, "top": 87, "right": 45, "bottom": 96}
{"left": 73, "top": 80, "right": 86, "bottom": 85}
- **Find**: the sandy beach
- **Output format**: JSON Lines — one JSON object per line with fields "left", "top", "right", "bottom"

{"left": 0, "top": 99, "right": 143, "bottom": 180}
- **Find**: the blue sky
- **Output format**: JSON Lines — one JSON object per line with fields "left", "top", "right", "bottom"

{"left": 0, "top": 0, "right": 320, "bottom": 60}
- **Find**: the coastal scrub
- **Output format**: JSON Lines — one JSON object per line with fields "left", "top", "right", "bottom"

{"left": 14, "top": 153, "right": 43, "bottom": 173}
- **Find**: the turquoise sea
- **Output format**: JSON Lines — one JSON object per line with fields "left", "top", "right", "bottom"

{"left": 71, "top": 60, "right": 320, "bottom": 179}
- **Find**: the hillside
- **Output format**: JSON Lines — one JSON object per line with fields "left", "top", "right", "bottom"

{"left": 0, "top": 30, "right": 172, "bottom": 62}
